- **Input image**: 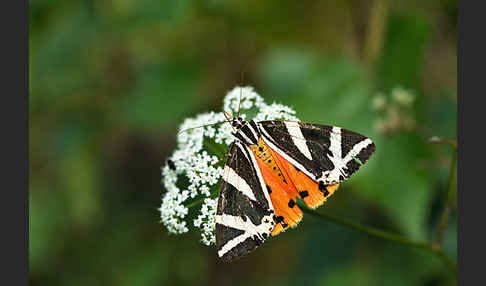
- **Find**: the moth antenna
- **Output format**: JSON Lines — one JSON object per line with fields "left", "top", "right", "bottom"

{"left": 237, "top": 70, "right": 244, "bottom": 118}
{"left": 223, "top": 111, "right": 233, "bottom": 120}
{"left": 223, "top": 111, "right": 237, "bottom": 132}
{"left": 178, "top": 121, "right": 227, "bottom": 134}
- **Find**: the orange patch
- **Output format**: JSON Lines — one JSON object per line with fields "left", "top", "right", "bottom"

{"left": 250, "top": 138, "right": 340, "bottom": 236}
{"left": 252, "top": 151, "right": 303, "bottom": 236}
{"left": 269, "top": 147, "right": 339, "bottom": 209}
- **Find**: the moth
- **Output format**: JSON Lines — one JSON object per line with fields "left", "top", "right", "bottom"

{"left": 215, "top": 111, "right": 376, "bottom": 262}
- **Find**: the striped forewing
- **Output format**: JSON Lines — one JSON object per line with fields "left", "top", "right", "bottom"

{"left": 257, "top": 120, "right": 375, "bottom": 185}
{"left": 215, "top": 141, "right": 275, "bottom": 262}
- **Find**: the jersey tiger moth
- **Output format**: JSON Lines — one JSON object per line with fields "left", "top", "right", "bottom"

{"left": 215, "top": 111, "right": 376, "bottom": 262}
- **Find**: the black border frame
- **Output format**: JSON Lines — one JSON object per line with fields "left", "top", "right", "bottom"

{"left": 458, "top": 1, "right": 483, "bottom": 285}
{"left": 2, "top": 0, "right": 29, "bottom": 284}
{"left": 3, "top": 0, "right": 476, "bottom": 284}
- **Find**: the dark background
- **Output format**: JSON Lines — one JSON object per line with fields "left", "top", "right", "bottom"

{"left": 29, "top": 0, "right": 457, "bottom": 285}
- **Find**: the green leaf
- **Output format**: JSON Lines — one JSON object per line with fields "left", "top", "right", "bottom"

{"left": 114, "top": 62, "right": 200, "bottom": 130}
{"left": 377, "top": 13, "right": 431, "bottom": 91}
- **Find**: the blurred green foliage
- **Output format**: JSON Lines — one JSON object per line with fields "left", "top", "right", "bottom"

{"left": 30, "top": 0, "right": 457, "bottom": 285}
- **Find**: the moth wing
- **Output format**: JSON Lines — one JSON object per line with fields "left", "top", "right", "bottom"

{"left": 268, "top": 144, "right": 340, "bottom": 209}
{"left": 249, "top": 145, "right": 304, "bottom": 236}
{"left": 257, "top": 120, "right": 376, "bottom": 185}
{"left": 215, "top": 142, "right": 275, "bottom": 262}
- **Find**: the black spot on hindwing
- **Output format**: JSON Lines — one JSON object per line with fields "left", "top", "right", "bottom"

{"left": 288, "top": 199, "right": 296, "bottom": 208}
{"left": 299, "top": 190, "right": 309, "bottom": 198}
{"left": 274, "top": 215, "right": 284, "bottom": 223}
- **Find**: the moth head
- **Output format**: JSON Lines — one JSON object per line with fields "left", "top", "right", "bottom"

{"left": 231, "top": 117, "right": 245, "bottom": 130}
{"left": 224, "top": 111, "right": 245, "bottom": 131}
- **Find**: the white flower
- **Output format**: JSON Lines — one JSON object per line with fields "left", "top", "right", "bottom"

{"left": 194, "top": 198, "right": 218, "bottom": 245}
{"left": 159, "top": 86, "right": 300, "bottom": 245}
{"left": 371, "top": 93, "right": 387, "bottom": 111}
{"left": 391, "top": 86, "right": 415, "bottom": 107}
{"left": 372, "top": 86, "right": 417, "bottom": 135}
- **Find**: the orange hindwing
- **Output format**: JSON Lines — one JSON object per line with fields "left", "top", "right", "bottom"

{"left": 269, "top": 146, "right": 339, "bottom": 209}
{"left": 250, "top": 140, "right": 303, "bottom": 236}
{"left": 250, "top": 138, "right": 339, "bottom": 236}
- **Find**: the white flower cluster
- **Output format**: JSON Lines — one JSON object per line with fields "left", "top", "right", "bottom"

{"left": 159, "top": 86, "right": 300, "bottom": 245}
{"left": 391, "top": 86, "right": 415, "bottom": 107}
{"left": 193, "top": 198, "right": 218, "bottom": 245}
{"left": 371, "top": 86, "right": 416, "bottom": 135}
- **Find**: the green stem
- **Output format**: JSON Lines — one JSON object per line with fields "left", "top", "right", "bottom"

{"left": 186, "top": 190, "right": 220, "bottom": 209}
{"left": 363, "top": 0, "right": 389, "bottom": 64}
{"left": 436, "top": 144, "right": 458, "bottom": 246}
{"left": 301, "top": 205, "right": 457, "bottom": 276}
{"left": 186, "top": 198, "right": 205, "bottom": 209}
{"left": 428, "top": 137, "right": 457, "bottom": 150}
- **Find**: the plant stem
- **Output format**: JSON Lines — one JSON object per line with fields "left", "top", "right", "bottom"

{"left": 186, "top": 198, "right": 205, "bottom": 209}
{"left": 363, "top": 0, "right": 389, "bottom": 64}
{"left": 428, "top": 136, "right": 457, "bottom": 149}
{"left": 301, "top": 205, "right": 457, "bottom": 276}
{"left": 435, "top": 143, "right": 458, "bottom": 246}
{"left": 186, "top": 190, "right": 219, "bottom": 209}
